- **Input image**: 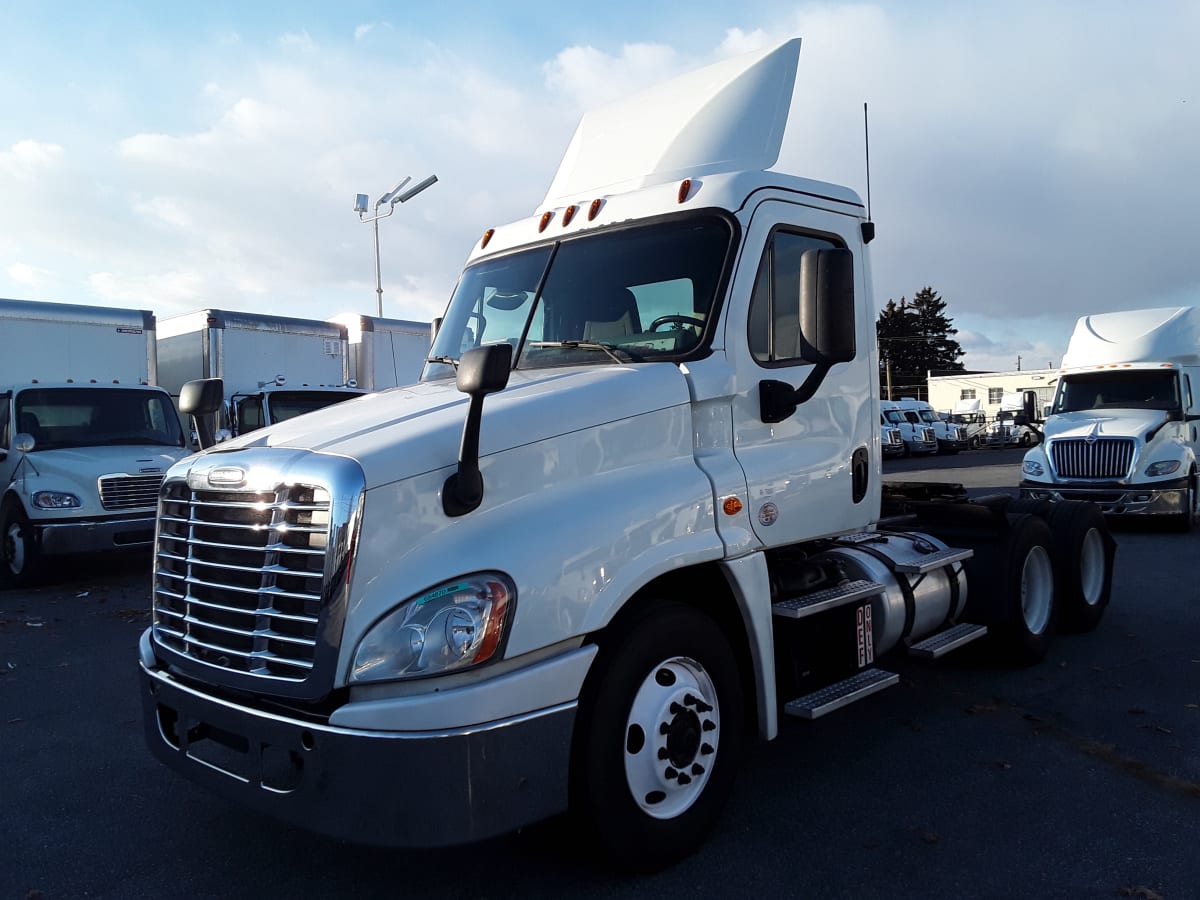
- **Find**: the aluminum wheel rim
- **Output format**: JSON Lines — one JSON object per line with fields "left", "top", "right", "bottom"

{"left": 4, "top": 521, "right": 24, "bottom": 575}
{"left": 1020, "top": 544, "right": 1054, "bottom": 635}
{"left": 1078, "top": 527, "right": 1106, "bottom": 607}
{"left": 623, "top": 655, "right": 719, "bottom": 820}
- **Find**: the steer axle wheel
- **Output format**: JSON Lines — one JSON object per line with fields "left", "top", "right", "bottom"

{"left": 0, "top": 502, "right": 42, "bottom": 589}
{"left": 571, "top": 601, "right": 742, "bottom": 872}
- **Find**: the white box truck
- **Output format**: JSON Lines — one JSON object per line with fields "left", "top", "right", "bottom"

{"left": 157, "top": 309, "right": 365, "bottom": 440}
{"left": 1020, "top": 306, "right": 1200, "bottom": 530}
{"left": 949, "top": 398, "right": 987, "bottom": 449}
{"left": 139, "top": 41, "right": 1115, "bottom": 869}
{"left": 328, "top": 313, "right": 432, "bottom": 391}
{"left": 0, "top": 298, "right": 190, "bottom": 587}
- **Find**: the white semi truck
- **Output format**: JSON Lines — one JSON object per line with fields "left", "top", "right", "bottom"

{"left": 157, "top": 309, "right": 365, "bottom": 440}
{"left": 880, "top": 398, "right": 938, "bottom": 455}
{"left": 139, "top": 41, "right": 1115, "bottom": 869}
{"left": 0, "top": 298, "right": 190, "bottom": 587}
{"left": 328, "top": 313, "right": 432, "bottom": 391}
{"left": 1020, "top": 306, "right": 1200, "bottom": 530}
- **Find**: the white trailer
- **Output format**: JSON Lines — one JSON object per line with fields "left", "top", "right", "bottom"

{"left": 1021, "top": 306, "right": 1200, "bottom": 529}
{"left": 157, "top": 309, "right": 365, "bottom": 438}
{"left": 328, "top": 313, "right": 432, "bottom": 391}
{"left": 140, "top": 40, "right": 1115, "bottom": 869}
{"left": 0, "top": 298, "right": 189, "bottom": 587}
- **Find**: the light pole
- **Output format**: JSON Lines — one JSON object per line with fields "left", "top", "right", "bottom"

{"left": 354, "top": 174, "right": 438, "bottom": 317}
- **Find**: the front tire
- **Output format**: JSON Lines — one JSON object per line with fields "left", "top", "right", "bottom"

{"left": 1174, "top": 470, "right": 1197, "bottom": 533}
{"left": 0, "top": 501, "right": 41, "bottom": 589}
{"left": 571, "top": 601, "right": 743, "bottom": 872}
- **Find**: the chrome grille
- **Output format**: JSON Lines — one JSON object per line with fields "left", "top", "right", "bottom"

{"left": 153, "top": 481, "right": 331, "bottom": 681}
{"left": 886, "top": 430, "right": 903, "bottom": 446}
{"left": 100, "top": 473, "right": 165, "bottom": 510}
{"left": 1051, "top": 438, "right": 1135, "bottom": 479}
{"left": 922, "top": 427, "right": 936, "bottom": 443}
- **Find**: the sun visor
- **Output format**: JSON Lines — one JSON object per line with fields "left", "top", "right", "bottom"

{"left": 541, "top": 38, "right": 801, "bottom": 210}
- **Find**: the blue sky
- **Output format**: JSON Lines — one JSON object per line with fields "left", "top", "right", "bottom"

{"left": 2, "top": 1, "right": 1197, "bottom": 372}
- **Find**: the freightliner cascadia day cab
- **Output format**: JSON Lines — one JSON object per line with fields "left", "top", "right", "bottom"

{"left": 880, "top": 398, "right": 937, "bottom": 455}
{"left": 0, "top": 298, "right": 189, "bottom": 587}
{"left": 140, "top": 40, "right": 1116, "bottom": 869}
{"left": 327, "top": 313, "right": 433, "bottom": 391}
{"left": 156, "top": 309, "right": 365, "bottom": 441}
{"left": 1020, "top": 306, "right": 1200, "bottom": 530}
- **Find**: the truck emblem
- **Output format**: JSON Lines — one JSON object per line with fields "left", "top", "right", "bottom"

{"left": 1085, "top": 424, "right": 1100, "bottom": 444}
{"left": 757, "top": 502, "right": 779, "bottom": 526}
{"left": 207, "top": 466, "right": 246, "bottom": 487}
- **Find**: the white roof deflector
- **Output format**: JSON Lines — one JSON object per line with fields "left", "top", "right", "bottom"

{"left": 541, "top": 38, "right": 802, "bottom": 209}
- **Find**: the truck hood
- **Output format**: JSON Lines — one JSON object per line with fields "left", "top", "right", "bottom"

{"left": 16, "top": 444, "right": 187, "bottom": 516}
{"left": 208, "top": 364, "right": 693, "bottom": 490}
{"left": 1043, "top": 409, "right": 1170, "bottom": 441}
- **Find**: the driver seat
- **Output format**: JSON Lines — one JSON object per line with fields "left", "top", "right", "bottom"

{"left": 582, "top": 288, "right": 642, "bottom": 342}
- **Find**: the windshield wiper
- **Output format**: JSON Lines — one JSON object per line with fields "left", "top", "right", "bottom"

{"left": 425, "top": 355, "right": 459, "bottom": 369}
{"left": 526, "top": 341, "right": 643, "bottom": 364}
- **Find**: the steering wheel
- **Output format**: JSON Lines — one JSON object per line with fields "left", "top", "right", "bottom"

{"left": 649, "top": 315, "right": 705, "bottom": 332}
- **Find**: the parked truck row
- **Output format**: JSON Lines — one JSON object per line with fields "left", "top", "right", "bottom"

{"left": 138, "top": 40, "right": 1118, "bottom": 871}
{"left": 0, "top": 300, "right": 433, "bottom": 584}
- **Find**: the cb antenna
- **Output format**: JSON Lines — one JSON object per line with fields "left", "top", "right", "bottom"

{"left": 862, "top": 102, "right": 875, "bottom": 243}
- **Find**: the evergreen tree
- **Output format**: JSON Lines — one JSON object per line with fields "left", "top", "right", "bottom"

{"left": 876, "top": 287, "right": 965, "bottom": 399}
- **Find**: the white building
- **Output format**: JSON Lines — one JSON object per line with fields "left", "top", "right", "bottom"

{"left": 927, "top": 368, "right": 1059, "bottom": 420}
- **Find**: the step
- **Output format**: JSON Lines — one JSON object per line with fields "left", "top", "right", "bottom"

{"left": 772, "top": 579, "right": 885, "bottom": 620}
{"left": 892, "top": 547, "right": 974, "bottom": 574}
{"left": 907, "top": 622, "right": 989, "bottom": 659}
{"left": 784, "top": 668, "right": 899, "bottom": 720}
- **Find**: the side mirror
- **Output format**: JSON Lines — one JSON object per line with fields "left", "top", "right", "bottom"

{"left": 14, "top": 433, "right": 35, "bottom": 453}
{"left": 1021, "top": 389, "right": 1040, "bottom": 424}
{"left": 180, "top": 378, "right": 225, "bottom": 449}
{"left": 430, "top": 317, "right": 442, "bottom": 343}
{"left": 443, "top": 343, "right": 513, "bottom": 517}
{"left": 799, "top": 247, "right": 856, "bottom": 365}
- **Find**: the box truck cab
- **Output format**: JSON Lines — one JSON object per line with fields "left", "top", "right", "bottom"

{"left": 1021, "top": 306, "right": 1200, "bottom": 529}
{"left": 0, "top": 299, "right": 189, "bottom": 587}
{"left": 140, "top": 40, "right": 1114, "bottom": 870}
{"left": 157, "top": 309, "right": 365, "bottom": 440}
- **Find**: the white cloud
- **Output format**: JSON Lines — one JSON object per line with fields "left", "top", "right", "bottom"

{"left": 89, "top": 270, "right": 206, "bottom": 311}
{"left": 133, "top": 197, "right": 192, "bottom": 228}
{"left": 354, "top": 24, "right": 374, "bottom": 41}
{"left": 7, "top": 262, "right": 53, "bottom": 289}
{"left": 0, "top": 139, "right": 65, "bottom": 180}
{"left": 543, "top": 42, "right": 681, "bottom": 110}
{"left": 278, "top": 31, "right": 318, "bottom": 52}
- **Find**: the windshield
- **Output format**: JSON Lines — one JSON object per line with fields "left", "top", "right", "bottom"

{"left": 884, "top": 410, "right": 906, "bottom": 424}
{"left": 918, "top": 409, "right": 939, "bottom": 423}
{"left": 15, "top": 387, "right": 184, "bottom": 450}
{"left": 1052, "top": 371, "right": 1181, "bottom": 414}
{"left": 427, "top": 215, "right": 733, "bottom": 374}
{"left": 263, "top": 390, "right": 362, "bottom": 426}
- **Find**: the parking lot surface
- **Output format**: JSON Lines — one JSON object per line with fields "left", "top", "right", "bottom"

{"left": 2, "top": 448, "right": 1197, "bottom": 899}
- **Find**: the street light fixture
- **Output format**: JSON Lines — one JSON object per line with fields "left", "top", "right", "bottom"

{"left": 355, "top": 174, "right": 438, "bottom": 317}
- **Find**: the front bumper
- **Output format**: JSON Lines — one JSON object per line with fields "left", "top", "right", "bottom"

{"left": 1019, "top": 478, "right": 1187, "bottom": 516}
{"left": 141, "top": 658, "right": 578, "bottom": 847}
{"left": 36, "top": 512, "right": 157, "bottom": 554}
{"left": 905, "top": 440, "right": 938, "bottom": 454}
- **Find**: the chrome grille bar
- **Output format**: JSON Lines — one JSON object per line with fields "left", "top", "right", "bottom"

{"left": 1050, "top": 438, "right": 1135, "bottom": 479}
{"left": 99, "top": 473, "right": 165, "bottom": 510}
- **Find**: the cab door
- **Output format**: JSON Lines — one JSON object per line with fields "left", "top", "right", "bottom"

{"left": 727, "top": 201, "right": 877, "bottom": 547}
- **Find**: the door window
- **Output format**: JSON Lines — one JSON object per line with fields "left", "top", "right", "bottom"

{"left": 748, "top": 230, "right": 844, "bottom": 364}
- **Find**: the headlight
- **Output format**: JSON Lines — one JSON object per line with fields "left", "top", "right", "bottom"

{"left": 32, "top": 491, "right": 81, "bottom": 509}
{"left": 350, "top": 572, "right": 515, "bottom": 684}
{"left": 1146, "top": 460, "right": 1182, "bottom": 477}
{"left": 1022, "top": 459, "right": 1044, "bottom": 477}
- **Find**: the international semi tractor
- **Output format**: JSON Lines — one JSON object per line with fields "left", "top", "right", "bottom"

{"left": 140, "top": 40, "right": 1116, "bottom": 869}
{"left": 0, "top": 298, "right": 190, "bottom": 587}
{"left": 1020, "top": 305, "right": 1200, "bottom": 530}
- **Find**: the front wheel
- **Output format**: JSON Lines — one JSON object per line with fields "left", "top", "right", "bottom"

{"left": 0, "top": 502, "right": 41, "bottom": 589}
{"left": 571, "top": 601, "right": 743, "bottom": 872}
{"left": 1174, "top": 471, "right": 1197, "bottom": 533}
